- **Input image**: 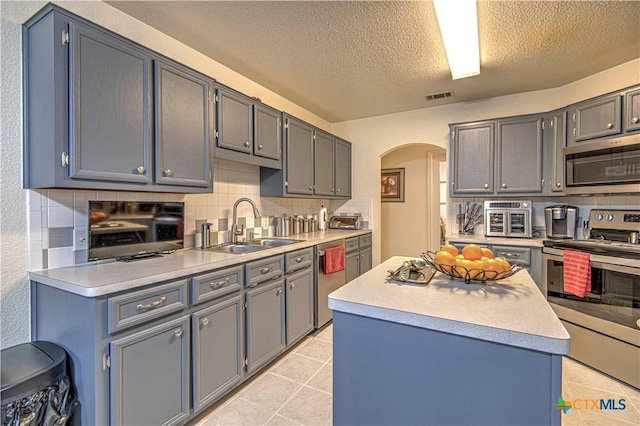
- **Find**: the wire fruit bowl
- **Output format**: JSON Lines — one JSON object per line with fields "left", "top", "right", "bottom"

{"left": 421, "top": 251, "right": 521, "bottom": 284}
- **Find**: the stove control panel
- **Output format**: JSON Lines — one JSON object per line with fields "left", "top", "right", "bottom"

{"left": 623, "top": 214, "right": 640, "bottom": 223}
{"left": 589, "top": 209, "right": 640, "bottom": 231}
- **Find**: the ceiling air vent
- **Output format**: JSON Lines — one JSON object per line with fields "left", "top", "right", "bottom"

{"left": 425, "top": 90, "right": 454, "bottom": 101}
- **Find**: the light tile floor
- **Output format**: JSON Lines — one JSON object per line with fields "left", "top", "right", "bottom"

{"left": 189, "top": 323, "right": 639, "bottom": 426}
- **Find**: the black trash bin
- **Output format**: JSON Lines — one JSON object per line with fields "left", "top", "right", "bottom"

{"left": 1, "top": 341, "right": 78, "bottom": 426}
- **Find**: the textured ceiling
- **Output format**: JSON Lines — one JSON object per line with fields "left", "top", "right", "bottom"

{"left": 106, "top": 1, "right": 640, "bottom": 122}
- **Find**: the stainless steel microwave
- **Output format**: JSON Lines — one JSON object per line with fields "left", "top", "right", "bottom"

{"left": 564, "top": 134, "right": 640, "bottom": 194}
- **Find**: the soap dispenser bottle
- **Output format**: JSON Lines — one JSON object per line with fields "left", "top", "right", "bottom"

{"left": 318, "top": 205, "right": 327, "bottom": 231}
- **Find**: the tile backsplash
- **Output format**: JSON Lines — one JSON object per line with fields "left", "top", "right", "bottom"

{"left": 27, "top": 158, "right": 370, "bottom": 270}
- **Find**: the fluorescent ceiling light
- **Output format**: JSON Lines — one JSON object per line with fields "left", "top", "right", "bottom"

{"left": 433, "top": 0, "right": 480, "bottom": 80}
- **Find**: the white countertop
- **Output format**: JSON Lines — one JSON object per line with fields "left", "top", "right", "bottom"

{"left": 447, "top": 233, "right": 545, "bottom": 247}
{"left": 328, "top": 256, "right": 569, "bottom": 354}
{"left": 29, "top": 229, "right": 370, "bottom": 298}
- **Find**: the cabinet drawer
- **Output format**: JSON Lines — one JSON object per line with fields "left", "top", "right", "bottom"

{"left": 246, "top": 255, "right": 284, "bottom": 288}
{"left": 492, "top": 245, "right": 531, "bottom": 266}
{"left": 285, "top": 248, "right": 313, "bottom": 274}
{"left": 108, "top": 279, "right": 188, "bottom": 334}
{"left": 190, "top": 266, "right": 243, "bottom": 306}
{"left": 359, "top": 233, "right": 372, "bottom": 248}
{"left": 345, "top": 237, "right": 359, "bottom": 253}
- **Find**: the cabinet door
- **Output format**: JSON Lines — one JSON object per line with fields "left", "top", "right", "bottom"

{"left": 570, "top": 95, "right": 622, "bottom": 143}
{"left": 68, "top": 22, "right": 152, "bottom": 184}
{"left": 155, "top": 61, "right": 212, "bottom": 187}
{"left": 496, "top": 116, "right": 543, "bottom": 193}
{"left": 335, "top": 139, "right": 352, "bottom": 198}
{"left": 245, "top": 280, "right": 286, "bottom": 373}
{"left": 254, "top": 104, "right": 281, "bottom": 160}
{"left": 345, "top": 251, "right": 359, "bottom": 283}
{"left": 285, "top": 267, "right": 314, "bottom": 345}
{"left": 450, "top": 123, "right": 494, "bottom": 195}
{"left": 359, "top": 247, "right": 372, "bottom": 275}
{"left": 192, "top": 296, "right": 243, "bottom": 413}
{"left": 543, "top": 110, "right": 566, "bottom": 193}
{"left": 314, "top": 130, "right": 336, "bottom": 196}
{"left": 625, "top": 89, "right": 640, "bottom": 133}
{"left": 110, "top": 316, "right": 190, "bottom": 426}
{"left": 216, "top": 87, "right": 252, "bottom": 154}
{"left": 285, "top": 116, "right": 314, "bottom": 195}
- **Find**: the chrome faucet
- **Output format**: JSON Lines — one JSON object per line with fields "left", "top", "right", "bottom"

{"left": 231, "top": 198, "right": 261, "bottom": 243}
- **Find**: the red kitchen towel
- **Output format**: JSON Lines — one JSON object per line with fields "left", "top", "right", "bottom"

{"left": 563, "top": 250, "right": 591, "bottom": 297}
{"left": 323, "top": 245, "right": 345, "bottom": 274}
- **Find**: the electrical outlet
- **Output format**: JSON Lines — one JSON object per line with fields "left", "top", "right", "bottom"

{"left": 74, "top": 229, "right": 88, "bottom": 251}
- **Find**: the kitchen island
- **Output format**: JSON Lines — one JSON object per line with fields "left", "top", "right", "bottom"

{"left": 328, "top": 256, "right": 569, "bottom": 426}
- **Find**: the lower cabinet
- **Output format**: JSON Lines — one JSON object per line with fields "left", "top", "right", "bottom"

{"left": 110, "top": 315, "right": 190, "bottom": 426}
{"left": 345, "top": 250, "right": 359, "bottom": 283}
{"left": 345, "top": 233, "right": 373, "bottom": 282}
{"left": 360, "top": 246, "right": 372, "bottom": 274}
{"left": 245, "top": 279, "right": 286, "bottom": 374}
{"left": 192, "top": 295, "right": 243, "bottom": 413}
{"left": 285, "top": 267, "right": 314, "bottom": 345}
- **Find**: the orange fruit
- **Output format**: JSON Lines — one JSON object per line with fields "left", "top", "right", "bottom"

{"left": 462, "top": 244, "right": 483, "bottom": 261}
{"left": 441, "top": 244, "right": 459, "bottom": 257}
{"left": 495, "top": 257, "right": 511, "bottom": 271}
{"left": 480, "top": 247, "right": 494, "bottom": 259}
{"left": 455, "top": 254, "right": 464, "bottom": 260}
{"left": 434, "top": 250, "right": 456, "bottom": 274}
{"left": 484, "top": 259, "right": 506, "bottom": 278}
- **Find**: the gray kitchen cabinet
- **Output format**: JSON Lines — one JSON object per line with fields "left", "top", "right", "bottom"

{"left": 335, "top": 138, "right": 352, "bottom": 198}
{"left": 155, "top": 60, "right": 213, "bottom": 188}
{"left": 23, "top": 6, "right": 212, "bottom": 193}
{"left": 260, "top": 114, "right": 352, "bottom": 199}
{"left": 568, "top": 93, "right": 622, "bottom": 145}
{"left": 496, "top": 115, "right": 543, "bottom": 194}
{"left": 245, "top": 279, "right": 286, "bottom": 374}
{"left": 110, "top": 315, "right": 190, "bottom": 426}
{"left": 543, "top": 109, "right": 567, "bottom": 194}
{"left": 67, "top": 20, "right": 153, "bottom": 184}
{"left": 192, "top": 295, "right": 243, "bottom": 413}
{"left": 625, "top": 88, "right": 640, "bottom": 133}
{"left": 449, "top": 122, "right": 494, "bottom": 195}
{"left": 285, "top": 267, "right": 314, "bottom": 345}
{"left": 345, "top": 233, "right": 372, "bottom": 282}
{"left": 314, "top": 129, "right": 336, "bottom": 197}
{"left": 215, "top": 86, "right": 281, "bottom": 169}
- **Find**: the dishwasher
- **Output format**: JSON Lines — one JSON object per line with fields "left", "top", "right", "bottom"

{"left": 315, "top": 239, "right": 346, "bottom": 328}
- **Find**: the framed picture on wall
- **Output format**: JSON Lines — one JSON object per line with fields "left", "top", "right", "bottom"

{"left": 381, "top": 168, "right": 405, "bottom": 202}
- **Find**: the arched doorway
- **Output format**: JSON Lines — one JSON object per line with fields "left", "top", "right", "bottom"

{"left": 380, "top": 144, "right": 446, "bottom": 261}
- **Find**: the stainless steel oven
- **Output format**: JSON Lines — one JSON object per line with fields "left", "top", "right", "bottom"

{"left": 564, "top": 133, "right": 640, "bottom": 194}
{"left": 484, "top": 200, "right": 532, "bottom": 238}
{"left": 542, "top": 209, "right": 640, "bottom": 389}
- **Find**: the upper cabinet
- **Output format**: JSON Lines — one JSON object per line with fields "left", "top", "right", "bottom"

{"left": 450, "top": 114, "right": 543, "bottom": 197}
{"left": 260, "top": 114, "right": 352, "bottom": 199}
{"left": 625, "top": 88, "right": 640, "bottom": 133}
{"left": 23, "top": 6, "right": 213, "bottom": 193}
{"left": 567, "top": 93, "right": 622, "bottom": 144}
{"left": 214, "top": 86, "right": 281, "bottom": 169}
{"left": 542, "top": 109, "right": 567, "bottom": 194}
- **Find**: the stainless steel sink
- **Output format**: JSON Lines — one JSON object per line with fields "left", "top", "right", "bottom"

{"left": 248, "top": 238, "right": 304, "bottom": 247}
{"left": 205, "top": 243, "right": 270, "bottom": 254}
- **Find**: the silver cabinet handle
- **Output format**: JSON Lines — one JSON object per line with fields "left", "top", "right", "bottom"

{"left": 272, "top": 274, "right": 282, "bottom": 281}
{"left": 483, "top": 183, "right": 489, "bottom": 189}
{"left": 556, "top": 182, "right": 562, "bottom": 188}
{"left": 290, "top": 282, "right": 296, "bottom": 290}
{"left": 501, "top": 183, "right": 507, "bottom": 189}
{"left": 337, "top": 188, "right": 341, "bottom": 193}
{"left": 61, "top": 152, "right": 70, "bottom": 168}
{"left": 174, "top": 328, "right": 183, "bottom": 338}
{"left": 295, "top": 257, "right": 303, "bottom": 263}
{"left": 258, "top": 144, "right": 263, "bottom": 150}
{"left": 308, "top": 186, "right": 313, "bottom": 191}
{"left": 244, "top": 141, "right": 250, "bottom": 147}
{"left": 201, "top": 317, "right": 210, "bottom": 327}
{"left": 606, "top": 122, "right": 613, "bottom": 129}
{"left": 503, "top": 252, "right": 521, "bottom": 258}
{"left": 260, "top": 266, "right": 272, "bottom": 274}
{"left": 136, "top": 296, "right": 166, "bottom": 311}
{"left": 136, "top": 166, "right": 146, "bottom": 175}
{"left": 632, "top": 117, "right": 639, "bottom": 124}
{"left": 276, "top": 287, "right": 283, "bottom": 295}
{"left": 163, "top": 169, "right": 174, "bottom": 177}
{"left": 210, "top": 278, "right": 229, "bottom": 289}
